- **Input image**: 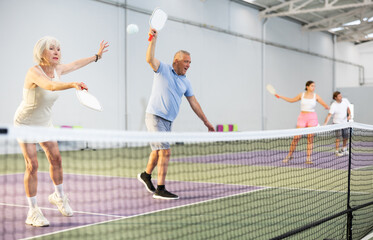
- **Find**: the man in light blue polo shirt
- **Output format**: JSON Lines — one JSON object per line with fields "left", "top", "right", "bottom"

{"left": 137, "top": 28, "right": 215, "bottom": 200}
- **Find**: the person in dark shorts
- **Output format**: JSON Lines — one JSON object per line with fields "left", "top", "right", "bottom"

{"left": 324, "top": 91, "right": 351, "bottom": 156}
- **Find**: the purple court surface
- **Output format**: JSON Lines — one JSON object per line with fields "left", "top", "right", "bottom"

{"left": 0, "top": 172, "right": 260, "bottom": 240}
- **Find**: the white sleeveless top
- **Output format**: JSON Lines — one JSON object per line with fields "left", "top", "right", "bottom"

{"left": 300, "top": 92, "right": 316, "bottom": 112}
{"left": 14, "top": 66, "right": 59, "bottom": 127}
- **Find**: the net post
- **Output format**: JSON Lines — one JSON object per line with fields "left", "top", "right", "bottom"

{"left": 346, "top": 126, "right": 353, "bottom": 240}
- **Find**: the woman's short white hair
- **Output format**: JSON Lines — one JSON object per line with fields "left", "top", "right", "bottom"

{"left": 33, "top": 36, "right": 61, "bottom": 64}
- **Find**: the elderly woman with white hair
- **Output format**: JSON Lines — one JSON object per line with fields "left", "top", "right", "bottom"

{"left": 14, "top": 36, "right": 109, "bottom": 227}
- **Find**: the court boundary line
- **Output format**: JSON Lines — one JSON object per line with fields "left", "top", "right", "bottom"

{"left": 20, "top": 183, "right": 370, "bottom": 240}
{"left": 267, "top": 186, "right": 371, "bottom": 195}
{"left": 354, "top": 164, "right": 373, "bottom": 170}
{"left": 0, "top": 202, "right": 124, "bottom": 218}
{"left": 172, "top": 150, "right": 373, "bottom": 171}
{"left": 39, "top": 171, "right": 373, "bottom": 195}
{"left": 2, "top": 171, "right": 370, "bottom": 239}
{"left": 361, "top": 231, "right": 373, "bottom": 240}
{"left": 19, "top": 187, "right": 269, "bottom": 240}
{"left": 1, "top": 171, "right": 370, "bottom": 195}
{"left": 1, "top": 171, "right": 370, "bottom": 197}
{"left": 64, "top": 171, "right": 269, "bottom": 189}
{"left": 0, "top": 171, "right": 267, "bottom": 239}
{"left": 0, "top": 171, "right": 260, "bottom": 188}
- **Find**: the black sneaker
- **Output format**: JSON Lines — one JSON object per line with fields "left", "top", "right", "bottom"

{"left": 153, "top": 188, "right": 179, "bottom": 200}
{"left": 137, "top": 172, "right": 155, "bottom": 193}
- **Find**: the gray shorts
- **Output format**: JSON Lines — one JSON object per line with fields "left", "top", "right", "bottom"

{"left": 145, "top": 113, "right": 172, "bottom": 150}
{"left": 336, "top": 128, "right": 349, "bottom": 139}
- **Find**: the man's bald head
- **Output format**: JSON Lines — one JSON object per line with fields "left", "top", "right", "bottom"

{"left": 173, "top": 50, "right": 190, "bottom": 63}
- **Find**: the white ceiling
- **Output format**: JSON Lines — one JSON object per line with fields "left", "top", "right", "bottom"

{"left": 236, "top": 0, "right": 373, "bottom": 44}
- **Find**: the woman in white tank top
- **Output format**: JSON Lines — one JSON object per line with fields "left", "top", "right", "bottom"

{"left": 14, "top": 36, "right": 109, "bottom": 227}
{"left": 275, "top": 81, "right": 329, "bottom": 164}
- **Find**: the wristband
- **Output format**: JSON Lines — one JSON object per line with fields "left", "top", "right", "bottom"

{"left": 95, "top": 54, "right": 99, "bottom": 62}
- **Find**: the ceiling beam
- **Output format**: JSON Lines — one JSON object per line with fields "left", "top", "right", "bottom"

{"left": 300, "top": 6, "right": 373, "bottom": 43}
{"left": 260, "top": 0, "right": 373, "bottom": 18}
{"left": 336, "top": 21, "right": 373, "bottom": 42}
{"left": 302, "top": 7, "right": 371, "bottom": 31}
{"left": 337, "top": 33, "right": 373, "bottom": 43}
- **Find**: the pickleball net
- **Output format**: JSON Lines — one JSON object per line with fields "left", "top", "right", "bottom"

{"left": 0, "top": 122, "right": 372, "bottom": 240}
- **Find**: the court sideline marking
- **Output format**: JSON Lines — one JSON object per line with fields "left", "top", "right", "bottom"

{"left": 19, "top": 187, "right": 268, "bottom": 240}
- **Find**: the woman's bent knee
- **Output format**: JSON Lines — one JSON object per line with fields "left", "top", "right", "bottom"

{"left": 25, "top": 160, "right": 38, "bottom": 174}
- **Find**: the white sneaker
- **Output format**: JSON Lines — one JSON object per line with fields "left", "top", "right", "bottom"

{"left": 48, "top": 192, "right": 73, "bottom": 217}
{"left": 25, "top": 207, "right": 50, "bottom": 227}
{"left": 335, "top": 150, "right": 344, "bottom": 157}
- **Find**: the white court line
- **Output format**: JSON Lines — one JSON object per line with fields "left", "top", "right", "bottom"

{"left": 3, "top": 172, "right": 371, "bottom": 239}
{"left": 19, "top": 183, "right": 371, "bottom": 240}
{"left": 3, "top": 171, "right": 371, "bottom": 196}
{"left": 268, "top": 185, "right": 371, "bottom": 195}
{"left": 1, "top": 171, "right": 247, "bottom": 188}
{"left": 0, "top": 171, "right": 269, "bottom": 239}
{"left": 20, "top": 186, "right": 269, "bottom": 240}
{"left": 63, "top": 171, "right": 262, "bottom": 189}
{"left": 354, "top": 164, "right": 373, "bottom": 170}
{"left": 3, "top": 171, "right": 371, "bottom": 199}
{"left": 0, "top": 172, "right": 24, "bottom": 176}
{"left": 64, "top": 171, "right": 367, "bottom": 195}
{"left": 0, "top": 202, "right": 124, "bottom": 218}
{"left": 361, "top": 231, "right": 373, "bottom": 240}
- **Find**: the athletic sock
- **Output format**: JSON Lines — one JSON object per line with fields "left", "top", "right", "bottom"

{"left": 54, "top": 183, "right": 64, "bottom": 198}
{"left": 27, "top": 196, "right": 37, "bottom": 209}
